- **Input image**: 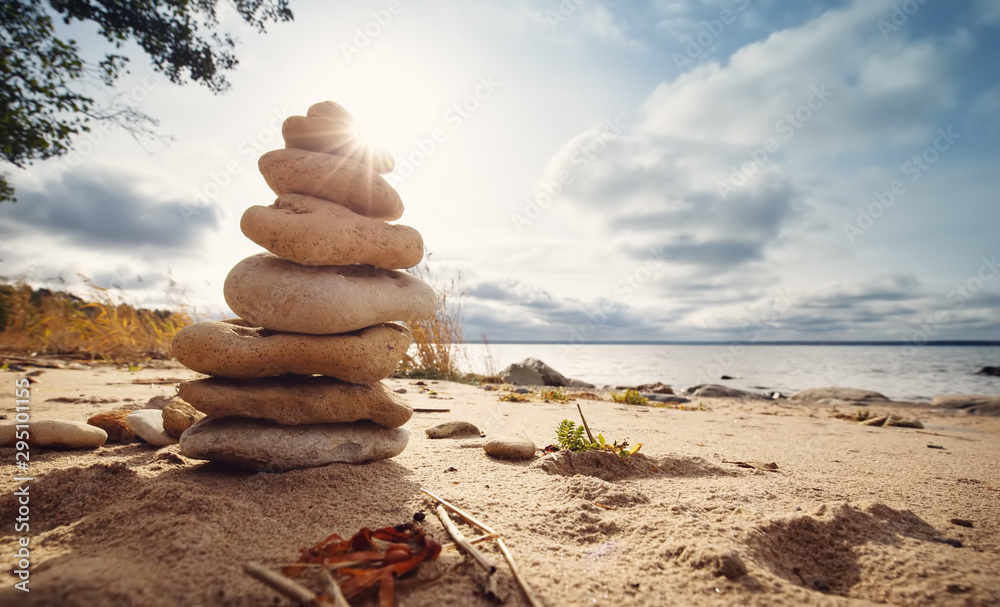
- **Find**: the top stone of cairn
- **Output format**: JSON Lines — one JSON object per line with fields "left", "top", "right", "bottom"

{"left": 281, "top": 101, "right": 395, "bottom": 174}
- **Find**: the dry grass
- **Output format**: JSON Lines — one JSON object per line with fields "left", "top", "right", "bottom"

{"left": 0, "top": 280, "right": 192, "bottom": 361}
{"left": 396, "top": 258, "right": 468, "bottom": 381}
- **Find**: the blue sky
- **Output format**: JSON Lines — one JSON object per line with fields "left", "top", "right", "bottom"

{"left": 1, "top": 0, "right": 998, "bottom": 343}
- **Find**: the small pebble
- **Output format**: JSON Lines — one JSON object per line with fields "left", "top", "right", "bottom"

{"left": 484, "top": 436, "right": 536, "bottom": 460}
{"left": 950, "top": 518, "right": 974, "bottom": 528}
{"left": 87, "top": 410, "right": 136, "bottom": 443}
{"left": 125, "top": 410, "right": 178, "bottom": 447}
{"left": 0, "top": 419, "right": 106, "bottom": 449}
{"left": 394, "top": 388, "right": 407, "bottom": 394}
{"left": 513, "top": 388, "right": 531, "bottom": 394}
{"left": 927, "top": 444, "right": 945, "bottom": 449}
{"left": 426, "top": 421, "right": 481, "bottom": 439}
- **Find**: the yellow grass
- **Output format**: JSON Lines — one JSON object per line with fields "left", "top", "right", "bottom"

{"left": 397, "top": 259, "right": 468, "bottom": 381}
{"left": 0, "top": 280, "right": 192, "bottom": 361}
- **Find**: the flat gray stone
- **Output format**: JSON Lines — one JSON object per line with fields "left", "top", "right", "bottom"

{"left": 791, "top": 387, "right": 889, "bottom": 402}
{"left": 884, "top": 415, "right": 924, "bottom": 429}
{"left": 685, "top": 384, "right": 766, "bottom": 399}
{"left": 930, "top": 395, "right": 1000, "bottom": 416}
{"left": 483, "top": 436, "right": 536, "bottom": 460}
{"left": 125, "top": 410, "right": 178, "bottom": 447}
{"left": 0, "top": 419, "right": 107, "bottom": 449}
{"left": 179, "top": 417, "right": 409, "bottom": 471}
{"left": 178, "top": 376, "right": 412, "bottom": 428}
{"left": 425, "top": 421, "right": 481, "bottom": 439}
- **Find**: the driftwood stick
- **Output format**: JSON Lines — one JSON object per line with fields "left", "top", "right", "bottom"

{"left": 495, "top": 538, "right": 544, "bottom": 607}
{"left": 243, "top": 562, "right": 325, "bottom": 605}
{"left": 436, "top": 505, "right": 500, "bottom": 600}
{"left": 441, "top": 533, "right": 494, "bottom": 551}
{"left": 420, "top": 488, "right": 497, "bottom": 536}
{"left": 414, "top": 407, "right": 451, "bottom": 413}
{"left": 576, "top": 403, "right": 595, "bottom": 443}
{"left": 319, "top": 569, "right": 351, "bottom": 607}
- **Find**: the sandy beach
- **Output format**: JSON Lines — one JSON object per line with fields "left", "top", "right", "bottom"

{"left": 1, "top": 363, "right": 999, "bottom": 606}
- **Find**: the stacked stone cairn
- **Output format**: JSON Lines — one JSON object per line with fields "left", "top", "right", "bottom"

{"left": 171, "top": 101, "right": 437, "bottom": 472}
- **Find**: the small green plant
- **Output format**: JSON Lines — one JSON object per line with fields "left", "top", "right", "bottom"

{"left": 541, "top": 387, "right": 569, "bottom": 403}
{"left": 553, "top": 419, "right": 643, "bottom": 461}
{"left": 856, "top": 409, "right": 871, "bottom": 422}
{"left": 610, "top": 389, "right": 649, "bottom": 406}
{"left": 556, "top": 420, "right": 589, "bottom": 451}
{"left": 498, "top": 392, "right": 531, "bottom": 403}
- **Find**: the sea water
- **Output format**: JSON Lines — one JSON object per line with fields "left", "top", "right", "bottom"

{"left": 458, "top": 344, "right": 1000, "bottom": 402}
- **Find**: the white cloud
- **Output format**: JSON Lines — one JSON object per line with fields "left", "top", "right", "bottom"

{"left": 639, "top": 0, "right": 968, "bottom": 153}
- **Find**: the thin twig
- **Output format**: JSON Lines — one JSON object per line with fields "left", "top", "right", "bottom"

{"left": 243, "top": 562, "right": 327, "bottom": 605}
{"left": 576, "top": 403, "right": 595, "bottom": 443}
{"left": 420, "top": 488, "right": 497, "bottom": 536}
{"left": 436, "top": 505, "right": 499, "bottom": 601}
{"left": 319, "top": 569, "right": 351, "bottom": 607}
{"left": 495, "top": 538, "right": 544, "bottom": 607}
{"left": 441, "top": 533, "right": 494, "bottom": 551}
{"left": 414, "top": 407, "right": 452, "bottom": 413}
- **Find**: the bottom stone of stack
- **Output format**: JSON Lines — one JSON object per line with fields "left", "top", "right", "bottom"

{"left": 179, "top": 417, "right": 409, "bottom": 471}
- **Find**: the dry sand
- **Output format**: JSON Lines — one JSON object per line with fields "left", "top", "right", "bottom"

{"left": 1, "top": 363, "right": 998, "bottom": 606}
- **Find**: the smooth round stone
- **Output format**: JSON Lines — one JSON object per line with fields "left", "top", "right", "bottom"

{"left": 240, "top": 194, "right": 422, "bottom": 268}
{"left": 173, "top": 320, "right": 411, "bottom": 382}
{"left": 282, "top": 115, "right": 394, "bottom": 173}
{"left": 179, "top": 417, "right": 410, "bottom": 471}
{"left": 224, "top": 253, "right": 438, "bottom": 335}
{"left": 161, "top": 397, "right": 205, "bottom": 439}
{"left": 483, "top": 436, "right": 536, "bottom": 460}
{"left": 306, "top": 100, "right": 353, "bottom": 120}
{"left": 425, "top": 421, "right": 481, "bottom": 439}
{"left": 125, "top": 410, "right": 178, "bottom": 447}
{"left": 0, "top": 419, "right": 107, "bottom": 449}
{"left": 178, "top": 376, "right": 413, "bottom": 428}
{"left": 258, "top": 148, "right": 402, "bottom": 220}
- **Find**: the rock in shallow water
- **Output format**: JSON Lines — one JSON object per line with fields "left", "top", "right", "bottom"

{"left": 483, "top": 436, "right": 536, "bottom": 460}
{"left": 0, "top": 419, "right": 107, "bottom": 449}
{"left": 125, "top": 410, "right": 178, "bottom": 447}
{"left": 180, "top": 417, "right": 409, "bottom": 471}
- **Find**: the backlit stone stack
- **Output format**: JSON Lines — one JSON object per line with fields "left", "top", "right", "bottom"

{"left": 172, "top": 101, "right": 436, "bottom": 471}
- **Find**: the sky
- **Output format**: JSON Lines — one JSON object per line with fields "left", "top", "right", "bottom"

{"left": 2, "top": 0, "right": 999, "bottom": 343}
